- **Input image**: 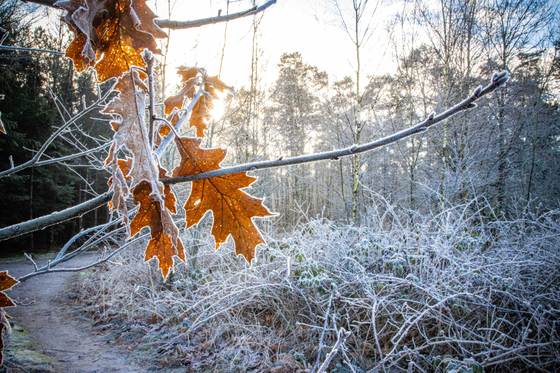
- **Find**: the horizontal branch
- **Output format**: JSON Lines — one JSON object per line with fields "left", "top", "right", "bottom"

{"left": 162, "top": 71, "right": 510, "bottom": 186}
{"left": 20, "top": 0, "right": 277, "bottom": 30}
{"left": 0, "top": 72, "right": 508, "bottom": 244}
{"left": 0, "top": 191, "right": 112, "bottom": 243}
{"left": 0, "top": 45, "right": 64, "bottom": 55}
{"left": 154, "top": 0, "right": 277, "bottom": 30}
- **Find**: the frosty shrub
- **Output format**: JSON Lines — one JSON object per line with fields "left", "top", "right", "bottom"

{"left": 75, "top": 198, "right": 560, "bottom": 372}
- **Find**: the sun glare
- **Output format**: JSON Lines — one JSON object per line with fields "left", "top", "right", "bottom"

{"left": 211, "top": 98, "right": 225, "bottom": 121}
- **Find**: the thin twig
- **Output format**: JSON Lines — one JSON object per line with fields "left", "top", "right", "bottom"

{"left": 17, "top": 233, "right": 149, "bottom": 282}
{"left": 316, "top": 328, "right": 352, "bottom": 373}
{"left": 143, "top": 50, "right": 156, "bottom": 148}
{"left": 315, "top": 293, "right": 334, "bottom": 370}
{"left": 0, "top": 84, "right": 115, "bottom": 178}
{"left": 24, "top": 253, "right": 38, "bottom": 271}
{"left": 35, "top": 142, "right": 111, "bottom": 166}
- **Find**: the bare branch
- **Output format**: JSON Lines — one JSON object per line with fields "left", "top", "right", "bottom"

{"left": 17, "top": 232, "right": 148, "bottom": 282}
{"left": 143, "top": 50, "right": 156, "bottom": 148}
{"left": 154, "top": 0, "right": 277, "bottom": 30}
{"left": 162, "top": 71, "right": 510, "bottom": 186}
{"left": 20, "top": 0, "right": 58, "bottom": 7}
{"left": 0, "top": 191, "right": 112, "bottom": 242}
{"left": 21, "top": 0, "right": 277, "bottom": 30}
{"left": 0, "top": 45, "right": 64, "bottom": 55}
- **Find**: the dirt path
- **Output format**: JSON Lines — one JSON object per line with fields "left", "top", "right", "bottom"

{"left": 1, "top": 253, "right": 149, "bottom": 373}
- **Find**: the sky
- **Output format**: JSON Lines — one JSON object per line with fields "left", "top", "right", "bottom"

{"left": 151, "top": 0, "right": 401, "bottom": 93}
{"left": 30, "top": 0, "right": 404, "bottom": 97}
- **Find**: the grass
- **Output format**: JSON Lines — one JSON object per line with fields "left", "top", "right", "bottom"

{"left": 74, "top": 199, "right": 560, "bottom": 372}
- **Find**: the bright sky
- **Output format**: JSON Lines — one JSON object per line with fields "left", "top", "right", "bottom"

{"left": 32, "top": 0, "right": 404, "bottom": 97}
{"left": 151, "top": 0, "right": 401, "bottom": 93}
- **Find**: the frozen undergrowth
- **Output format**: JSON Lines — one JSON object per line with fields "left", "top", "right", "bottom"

{"left": 76, "top": 201, "right": 560, "bottom": 372}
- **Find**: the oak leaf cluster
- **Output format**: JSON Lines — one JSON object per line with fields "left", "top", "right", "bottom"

{"left": 58, "top": 0, "right": 273, "bottom": 278}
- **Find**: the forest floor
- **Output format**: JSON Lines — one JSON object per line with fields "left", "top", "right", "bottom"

{"left": 0, "top": 252, "right": 160, "bottom": 373}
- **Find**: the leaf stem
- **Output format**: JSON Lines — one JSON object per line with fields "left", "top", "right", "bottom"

{"left": 143, "top": 50, "right": 156, "bottom": 148}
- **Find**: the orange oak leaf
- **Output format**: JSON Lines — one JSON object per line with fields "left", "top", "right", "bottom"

{"left": 190, "top": 76, "right": 233, "bottom": 138}
{"left": 0, "top": 271, "right": 17, "bottom": 308}
{"left": 189, "top": 95, "right": 213, "bottom": 138}
{"left": 153, "top": 123, "right": 171, "bottom": 150}
{"left": 159, "top": 166, "right": 177, "bottom": 214}
{"left": 206, "top": 75, "right": 235, "bottom": 95}
{"left": 163, "top": 67, "right": 234, "bottom": 138}
{"left": 56, "top": 0, "right": 166, "bottom": 82}
{"left": 0, "top": 270, "right": 17, "bottom": 365}
{"left": 163, "top": 66, "right": 201, "bottom": 115}
{"left": 103, "top": 72, "right": 158, "bottom": 234}
{"left": 172, "top": 137, "right": 273, "bottom": 263}
{"left": 130, "top": 180, "right": 185, "bottom": 279}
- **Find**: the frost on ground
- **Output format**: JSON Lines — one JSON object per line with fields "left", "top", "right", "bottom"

{"left": 74, "top": 199, "right": 560, "bottom": 372}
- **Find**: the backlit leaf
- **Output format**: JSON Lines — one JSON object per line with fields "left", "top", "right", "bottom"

{"left": 172, "top": 137, "right": 273, "bottom": 263}
{"left": 56, "top": 0, "right": 166, "bottom": 82}
{"left": 189, "top": 95, "right": 213, "bottom": 138}
{"left": 163, "top": 67, "right": 234, "bottom": 138}
{"left": 163, "top": 66, "right": 201, "bottom": 115}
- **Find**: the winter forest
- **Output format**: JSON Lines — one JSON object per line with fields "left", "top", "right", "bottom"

{"left": 0, "top": 0, "right": 559, "bottom": 371}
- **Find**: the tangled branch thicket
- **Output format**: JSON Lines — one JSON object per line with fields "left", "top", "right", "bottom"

{"left": 75, "top": 197, "right": 560, "bottom": 372}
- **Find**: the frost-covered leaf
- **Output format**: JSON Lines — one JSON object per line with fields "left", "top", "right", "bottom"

{"left": 103, "top": 71, "right": 159, "bottom": 191}
{"left": 130, "top": 180, "right": 184, "bottom": 279}
{"left": 104, "top": 72, "right": 184, "bottom": 278}
{"left": 172, "top": 137, "right": 273, "bottom": 262}
{"left": 163, "top": 66, "right": 201, "bottom": 115}
{"left": 56, "top": 0, "right": 166, "bottom": 82}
